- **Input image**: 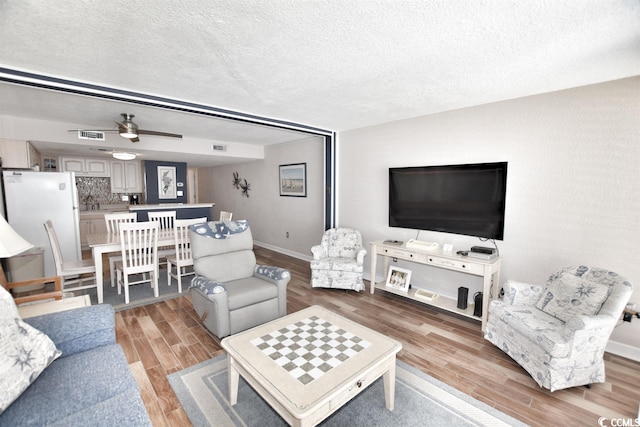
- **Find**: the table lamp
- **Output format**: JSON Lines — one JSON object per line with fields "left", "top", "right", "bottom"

{"left": 0, "top": 215, "right": 34, "bottom": 284}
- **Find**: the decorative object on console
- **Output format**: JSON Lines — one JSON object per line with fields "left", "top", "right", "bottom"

{"left": 414, "top": 289, "right": 439, "bottom": 302}
{"left": 386, "top": 266, "right": 411, "bottom": 292}
{"left": 310, "top": 228, "right": 367, "bottom": 291}
{"left": 484, "top": 265, "right": 633, "bottom": 391}
{"left": 405, "top": 239, "right": 439, "bottom": 251}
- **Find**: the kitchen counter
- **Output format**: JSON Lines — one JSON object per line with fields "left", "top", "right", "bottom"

{"left": 128, "top": 203, "right": 214, "bottom": 221}
{"left": 128, "top": 203, "right": 214, "bottom": 211}
{"left": 79, "top": 205, "right": 130, "bottom": 218}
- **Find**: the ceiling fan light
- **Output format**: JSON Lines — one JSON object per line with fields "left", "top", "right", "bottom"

{"left": 112, "top": 152, "right": 136, "bottom": 161}
{"left": 119, "top": 114, "right": 139, "bottom": 138}
{"left": 119, "top": 123, "right": 138, "bottom": 138}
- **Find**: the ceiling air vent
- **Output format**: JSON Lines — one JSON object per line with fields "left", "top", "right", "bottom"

{"left": 211, "top": 144, "right": 227, "bottom": 151}
{"left": 78, "top": 130, "right": 106, "bottom": 141}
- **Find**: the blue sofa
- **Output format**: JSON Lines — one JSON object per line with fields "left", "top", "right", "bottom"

{"left": 0, "top": 304, "right": 151, "bottom": 426}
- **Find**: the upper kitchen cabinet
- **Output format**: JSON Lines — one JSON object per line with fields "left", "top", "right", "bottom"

{"left": 60, "top": 157, "right": 110, "bottom": 177}
{"left": 110, "top": 160, "right": 142, "bottom": 193}
{"left": 0, "top": 139, "right": 41, "bottom": 169}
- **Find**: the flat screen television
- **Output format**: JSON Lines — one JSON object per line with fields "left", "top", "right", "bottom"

{"left": 389, "top": 162, "right": 507, "bottom": 240}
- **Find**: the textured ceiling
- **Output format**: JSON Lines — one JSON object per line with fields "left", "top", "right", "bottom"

{"left": 0, "top": 1, "right": 639, "bottom": 163}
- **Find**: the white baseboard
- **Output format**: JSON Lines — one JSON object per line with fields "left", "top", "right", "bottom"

{"left": 253, "top": 241, "right": 311, "bottom": 262}
{"left": 606, "top": 340, "right": 640, "bottom": 362}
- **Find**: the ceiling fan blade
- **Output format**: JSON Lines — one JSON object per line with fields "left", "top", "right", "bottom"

{"left": 67, "top": 129, "right": 117, "bottom": 132}
{"left": 138, "top": 129, "right": 183, "bottom": 139}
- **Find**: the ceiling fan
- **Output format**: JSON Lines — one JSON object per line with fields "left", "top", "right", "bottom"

{"left": 69, "top": 113, "right": 182, "bottom": 142}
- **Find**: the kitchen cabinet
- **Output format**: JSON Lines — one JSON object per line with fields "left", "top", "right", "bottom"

{"left": 79, "top": 213, "right": 108, "bottom": 249}
{"left": 60, "top": 157, "right": 110, "bottom": 177}
{"left": 0, "top": 139, "right": 41, "bottom": 169}
{"left": 110, "top": 160, "right": 142, "bottom": 193}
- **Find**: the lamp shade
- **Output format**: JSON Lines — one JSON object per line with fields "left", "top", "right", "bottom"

{"left": 0, "top": 215, "right": 34, "bottom": 258}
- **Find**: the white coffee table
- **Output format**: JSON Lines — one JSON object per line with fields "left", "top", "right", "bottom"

{"left": 221, "top": 305, "right": 402, "bottom": 427}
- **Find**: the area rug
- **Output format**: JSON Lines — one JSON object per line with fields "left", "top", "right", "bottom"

{"left": 74, "top": 271, "right": 186, "bottom": 311}
{"left": 167, "top": 355, "right": 529, "bottom": 427}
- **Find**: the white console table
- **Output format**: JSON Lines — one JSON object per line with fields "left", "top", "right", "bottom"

{"left": 369, "top": 241, "right": 502, "bottom": 331}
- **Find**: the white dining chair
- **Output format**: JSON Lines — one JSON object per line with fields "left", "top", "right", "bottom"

{"left": 148, "top": 210, "right": 177, "bottom": 269}
{"left": 115, "top": 221, "right": 159, "bottom": 304}
{"left": 167, "top": 217, "right": 207, "bottom": 293}
{"left": 219, "top": 211, "right": 233, "bottom": 221}
{"left": 104, "top": 212, "right": 137, "bottom": 289}
{"left": 44, "top": 220, "right": 97, "bottom": 295}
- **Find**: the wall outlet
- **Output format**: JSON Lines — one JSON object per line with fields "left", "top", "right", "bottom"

{"left": 121, "top": 195, "right": 128, "bottom": 201}
{"left": 626, "top": 303, "right": 637, "bottom": 311}
{"left": 286, "top": 232, "right": 289, "bottom": 238}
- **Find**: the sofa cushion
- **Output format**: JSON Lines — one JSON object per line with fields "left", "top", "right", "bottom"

{"left": 488, "top": 301, "right": 572, "bottom": 358}
{"left": 226, "top": 277, "right": 278, "bottom": 310}
{"left": 0, "top": 286, "right": 61, "bottom": 413}
{"left": 536, "top": 273, "right": 610, "bottom": 322}
{"left": 24, "top": 304, "right": 115, "bottom": 357}
{"left": 310, "top": 258, "right": 364, "bottom": 273}
{"left": 0, "top": 343, "right": 149, "bottom": 426}
{"left": 325, "top": 228, "right": 361, "bottom": 259}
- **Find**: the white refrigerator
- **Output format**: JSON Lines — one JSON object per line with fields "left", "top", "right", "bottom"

{"left": 2, "top": 170, "right": 82, "bottom": 277}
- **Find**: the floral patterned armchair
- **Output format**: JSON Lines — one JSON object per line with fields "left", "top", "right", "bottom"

{"left": 484, "top": 265, "right": 633, "bottom": 391}
{"left": 310, "top": 228, "right": 367, "bottom": 291}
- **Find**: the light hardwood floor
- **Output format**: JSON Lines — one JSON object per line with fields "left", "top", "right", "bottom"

{"left": 115, "top": 247, "right": 640, "bottom": 427}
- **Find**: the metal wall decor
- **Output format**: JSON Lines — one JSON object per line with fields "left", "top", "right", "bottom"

{"left": 232, "top": 171, "right": 250, "bottom": 197}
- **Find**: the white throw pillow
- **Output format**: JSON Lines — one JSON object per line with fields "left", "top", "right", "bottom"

{"left": 0, "top": 286, "right": 61, "bottom": 413}
{"left": 536, "top": 272, "right": 610, "bottom": 322}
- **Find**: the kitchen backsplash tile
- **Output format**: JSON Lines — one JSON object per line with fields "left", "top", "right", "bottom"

{"left": 76, "top": 177, "right": 143, "bottom": 207}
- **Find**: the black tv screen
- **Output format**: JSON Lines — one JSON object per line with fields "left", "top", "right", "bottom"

{"left": 389, "top": 162, "right": 507, "bottom": 240}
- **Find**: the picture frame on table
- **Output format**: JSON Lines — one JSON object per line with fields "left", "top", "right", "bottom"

{"left": 279, "top": 163, "right": 307, "bottom": 197}
{"left": 386, "top": 266, "right": 411, "bottom": 292}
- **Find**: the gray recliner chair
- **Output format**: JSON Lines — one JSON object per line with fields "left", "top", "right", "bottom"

{"left": 188, "top": 220, "right": 291, "bottom": 338}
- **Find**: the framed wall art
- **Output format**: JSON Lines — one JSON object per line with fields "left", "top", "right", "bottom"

{"left": 158, "top": 166, "right": 177, "bottom": 199}
{"left": 385, "top": 266, "right": 411, "bottom": 292}
{"left": 279, "top": 163, "right": 307, "bottom": 197}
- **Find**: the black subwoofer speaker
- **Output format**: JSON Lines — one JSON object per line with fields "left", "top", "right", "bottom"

{"left": 457, "top": 287, "right": 469, "bottom": 309}
{"left": 473, "top": 292, "right": 483, "bottom": 317}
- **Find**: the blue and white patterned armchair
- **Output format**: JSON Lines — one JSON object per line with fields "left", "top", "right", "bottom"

{"left": 310, "top": 228, "right": 367, "bottom": 291}
{"left": 484, "top": 265, "right": 633, "bottom": 392}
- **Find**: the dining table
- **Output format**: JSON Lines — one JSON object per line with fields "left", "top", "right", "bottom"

{"left": 86, "top": 228, "right": 176, "bottom": 304}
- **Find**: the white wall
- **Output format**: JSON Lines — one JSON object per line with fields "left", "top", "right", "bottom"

{"left": 338, "top": 76, "right": 640, "bottom": 356}
{"left": 197, "top": 136, "right": 326, "bottom": 258}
